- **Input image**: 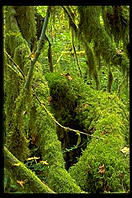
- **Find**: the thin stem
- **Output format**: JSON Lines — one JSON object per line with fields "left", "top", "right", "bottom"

{"left": 24, "top": 6, "right": 51, "bottom": 90}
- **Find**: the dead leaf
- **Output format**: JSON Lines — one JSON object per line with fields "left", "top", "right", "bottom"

{"left": 26, "top": 156, "right": 40, "bottom": 163}
{"left": 116, "top": 49, "right": 123, "bottom": 54}
{"left": 49, "top": 96, "right": 53, "bottom": 103}
{"left": 119, "top": 173, "right": 124, "bottom": 179}
{"left": 40, "top": 160, "right": 48, "bottom": 165}
{"left": 61, "top": 73, "right": 66, "bottom": 76}
{"left": 84, "top": 104, "right": 88, "bottom": 108}
{"left": 101, "top": 131, "right": 107, "bottom": 135}
{"left": 29, "top": 52, "right": 35, "bottom": 59}
{"left": 101, "top": 131, "right": 105, "bottom": 135}
{"left": 89, "top": 127, "right": 95, "bottom": 133}
{"left": 67, "top": 75, "right": 72, "bottom": 80}
{"left": 17, "top": 180, "right": 26, "bottom": 188}
{"left": 31, "top": 134, "right": 39, "bottom": 145}
{"left": 120, "top": 147, "right": 129, "bottom": 156}
{"left": 98, "top": 164, "right": 105, "bottom": 174}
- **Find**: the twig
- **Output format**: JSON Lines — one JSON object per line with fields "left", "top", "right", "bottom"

{"left": 32, "top": 87, "right": 104, "bottom": 140}
{"left": 4, "top": 50, "right": 25, "bottom": 79}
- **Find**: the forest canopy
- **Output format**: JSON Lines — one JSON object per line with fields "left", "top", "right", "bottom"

{"left": 3, "top": 5, "right": 130, "bottom": 194}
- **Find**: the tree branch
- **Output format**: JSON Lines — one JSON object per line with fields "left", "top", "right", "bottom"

{"left": 24, "top": 6, "right": 51, "bottom": 90}
{"left": 4, "top": 146, "right": 55, "bottom": 193}
{"left": 62, "top": 6, "right": 78, "bottom": 33}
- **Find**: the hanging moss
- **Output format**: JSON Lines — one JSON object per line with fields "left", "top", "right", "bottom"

{"left": 78, "top": 6, "right": 101, "bottom": 42}
{"left": 84, "top": 42, "right": 99, "bottom": 90}
{"left": 77, "top": 6, "right": 129, "bottom": 82}
{"left": 77, "top": 7, "right": 100, "bottom": 88}
{"left": 102, "top": 6, "right": 129, "bottom": 53}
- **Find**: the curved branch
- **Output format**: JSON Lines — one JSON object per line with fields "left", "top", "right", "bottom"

{"left": 62, "top": 6, "right": 78, "bottom": 34}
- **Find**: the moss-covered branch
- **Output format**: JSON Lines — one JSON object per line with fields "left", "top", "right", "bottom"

{"left": 4, "top": 146, "right": 55, "bottom": 193}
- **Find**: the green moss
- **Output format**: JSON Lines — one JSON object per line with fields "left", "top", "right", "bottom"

{"left": 14, "top": 43, "right": 31, "bottom": 74}
{"left": 68, "top": 90, "right": 129, "bottom": 192}
{"left": 102, "top": 6, "right": 129, "bottom": 52}
{"left": 47, "top": 166, "right": 81, "bottom": 193}
{"left": 77, "top": 6, "right": 129, "bottom": 80}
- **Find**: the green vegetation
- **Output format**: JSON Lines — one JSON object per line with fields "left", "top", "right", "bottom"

{"left": 3, "top": 5, "right": 129, "bottom": 194}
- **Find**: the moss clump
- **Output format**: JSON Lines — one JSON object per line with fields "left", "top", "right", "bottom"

{"left": 45, "top": 72, "right": 89, "bottom": 168}
{"left": 45, "top": 72, "right": 86, "bottom": 124}
{"left": 47, "top": 166, "right": 81, "bottom": 193}
{"left": 102, "top": 6, "right": 129, "bottom": 53}
{"left": 77, "top": 6, "right": 129, "bottom": 82}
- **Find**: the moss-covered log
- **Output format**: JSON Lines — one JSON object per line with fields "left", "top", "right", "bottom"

{"left": 28, "top": 67, "right": 82, "bottom": 193}
{"left": 68, "top": 88, "right": 129, "bottom": 193}
{"left": 4, "top": 146, "right": 55, "bottom": 193}
{"left": 45, "top": 72, "right": 129, "bottom": 193}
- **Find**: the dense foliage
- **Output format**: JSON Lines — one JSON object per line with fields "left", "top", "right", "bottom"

{"left": 3, "top": 5, "right": 129, "bottom": 194}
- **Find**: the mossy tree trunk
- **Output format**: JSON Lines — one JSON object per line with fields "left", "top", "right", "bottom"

{"left": 4, "top": 6, "right": 82, "bottom": 193}
{"left": 4, "top": 6, "right": 33, "bottom": 161}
